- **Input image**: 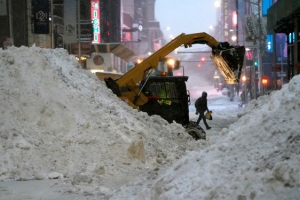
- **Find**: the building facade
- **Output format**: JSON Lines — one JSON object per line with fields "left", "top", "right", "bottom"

{"left": 213, "top": 0, "right": 299, "bottom": 97}
{"left": 2, "top": 0, "right": 298, "bottom": 92}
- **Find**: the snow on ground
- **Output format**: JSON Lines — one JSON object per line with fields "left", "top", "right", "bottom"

{"left": 0, "top": 46, "right": 300, "bottom": 200}
{"left": 0, "top": 46, "right": 200, "bottom": 197}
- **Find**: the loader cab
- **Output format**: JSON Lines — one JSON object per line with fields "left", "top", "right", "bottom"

{"left": 140, "top": 76, "right": 190, "bottom": 125}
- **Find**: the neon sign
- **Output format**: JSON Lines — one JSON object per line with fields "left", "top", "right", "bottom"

{"left": 232, "top": 11, "right": 237, "bottom": 27}
{"left": 91, "top": 0, "right": 100, "bottom": 43}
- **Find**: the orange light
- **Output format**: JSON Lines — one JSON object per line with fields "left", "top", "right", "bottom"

{"left": 136, "top": 58, "right": 143, "bottom": 64}
{"left": 201, "top": 57, "right": 206, "bottom": 62}
{"left": 262, "top": 76, "right": 268, "bottom": 85}
{"left": 167, "top": 58, "right": 175, "bottom": 66}
{"left": 242, "top": 75, "right": 246, "bottom": 82}
{"left": 160, "top": 71, "right": 167, "bottom": 76}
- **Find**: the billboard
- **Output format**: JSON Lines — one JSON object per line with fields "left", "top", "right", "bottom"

{"left": 33, "top": 0, "right": 49, "bottom": 34}
{"left": 64, "top": 0, "right": 77, "bottom": 44}
{"left": 91, "top": 0, "right": 101, "bottom": 44}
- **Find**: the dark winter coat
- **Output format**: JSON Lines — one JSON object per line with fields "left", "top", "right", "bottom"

{"left": 195, "top": 92, "right": 209, "bottom": 112}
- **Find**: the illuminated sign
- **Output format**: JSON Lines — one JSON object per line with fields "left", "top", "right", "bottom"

{"left": 232, "top": 11, "right": 237, "bottom": 27}
{"left": 266, "top": 34, "right": 273, "bottom": 53}
{"left": 91, "top": 0, "right": 101, "bottom": 44}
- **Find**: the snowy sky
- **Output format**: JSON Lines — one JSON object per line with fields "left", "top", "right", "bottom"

{"left": 155, "top": 0, "right": 218, "bottom": 40}
{"left": 0, "top": 46, "right": 300, "bottom": 199}
{"left": 154, "top": 0, "right": 220, "bottom": 89}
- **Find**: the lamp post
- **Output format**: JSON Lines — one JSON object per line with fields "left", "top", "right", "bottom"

{"left": 242, "top": 0, "right": 264, "bottom": 97}
{"left": 242, "top": 75, "right": 247, "bottom": 104}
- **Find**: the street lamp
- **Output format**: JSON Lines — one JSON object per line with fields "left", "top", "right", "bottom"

{"left": 229, "top": 29, "right": 238, "bottom": 42}
{"left": 165, "top": 26, "right": 171, "bottom": 31}
{"left": 242, "top": 75, "right": 247, "bottom": 104}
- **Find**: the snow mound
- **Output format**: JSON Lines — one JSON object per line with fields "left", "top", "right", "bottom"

{"left": 106, "top": 76, "right": 300, "bottom": 199}
{"left": 0, "top": 46, "right": 199, "bottom": 191}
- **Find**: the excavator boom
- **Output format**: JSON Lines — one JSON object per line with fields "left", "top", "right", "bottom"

{"left": 117, "top": 33, "right": 219, "bottom": 88}
{"left": 105, "top": 32, "right": 245, "bottom": 108}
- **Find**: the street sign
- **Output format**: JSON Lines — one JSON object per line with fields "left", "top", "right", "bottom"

{"left": 257, "top": 17, "right": 267, "bottom": 36}
{"left": 244, "top": 15, "right": 259, "bottom": 47}
{"left": 2, "top": 37, "right": 13, "bottom": 49}
{"left": 138, "top": 25, "right": 143, "bottom": 31}
{"left": 277, "top": 72, "right": 286, "bottom": 77}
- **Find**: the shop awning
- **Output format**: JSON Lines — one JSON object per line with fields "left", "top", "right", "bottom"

{"left": 92, "top": 43, "right": 135, "bottom": 62}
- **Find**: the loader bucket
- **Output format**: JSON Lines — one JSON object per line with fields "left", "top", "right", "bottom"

{"left": 212, "top": 42, "right": 245, "bottom": 84}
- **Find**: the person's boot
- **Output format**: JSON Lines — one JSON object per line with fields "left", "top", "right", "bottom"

{"left": 206, "top": 127, "right": 211, "bottom": 130}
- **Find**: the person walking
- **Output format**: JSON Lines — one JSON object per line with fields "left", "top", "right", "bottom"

{"left": 195, "top": 91, "right": 211, "bottom": 130}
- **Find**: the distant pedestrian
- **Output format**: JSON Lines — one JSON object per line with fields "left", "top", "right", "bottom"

{"left": 234, "top": 83, "right": 240, "bottom": 96}
{"left": 195, "top": 91, "right": 211, "bottom": 130}
{"left": 228, "top": 84, "right": 234, "bottom": 102}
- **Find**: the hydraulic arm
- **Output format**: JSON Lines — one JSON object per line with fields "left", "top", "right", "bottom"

{"left": 105, "top": 32, "right": 245, "bottom": 108}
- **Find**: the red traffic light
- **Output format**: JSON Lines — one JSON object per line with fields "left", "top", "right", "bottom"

{"left": 262, "top": 76, "right": 268, "bottom": 85}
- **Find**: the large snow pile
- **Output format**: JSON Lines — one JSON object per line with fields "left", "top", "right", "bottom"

{"left": 1, "top": 46, "right": 300, "bottom": 200}
{"left": 105, "top": 77, "right": 300, "bottom": 198}
{"left": 0, "top": 46, "right": 200, "bottom": 193}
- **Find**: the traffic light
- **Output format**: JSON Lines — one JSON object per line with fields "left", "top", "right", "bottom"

{"left": 253, "top": 59, "right": 258, "bottom": 67}
{"left": 100, "top": 0, "right": 121, "bottom": 43}
{"left": 262, "top": 76, "right": 268, "bottom": 86}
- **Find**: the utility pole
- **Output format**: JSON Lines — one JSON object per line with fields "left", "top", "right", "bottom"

{"left": 51, "top": 0, "right": 54, "bottom": 48}
{"left": 77, "top": 0, "right": 81, "bottom": 66}
{"left": 8, "top": 0, "right": 13, "bottom": 42}
{"left": 257, "top": 1, "right": 264, "bottom": 96}
{"left": 244, "top": 0, "right": 264, "bottom": 97}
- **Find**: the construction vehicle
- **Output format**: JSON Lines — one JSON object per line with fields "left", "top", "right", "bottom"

{"left": 103, "top": 32, "right": 245, "bottom": 140}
